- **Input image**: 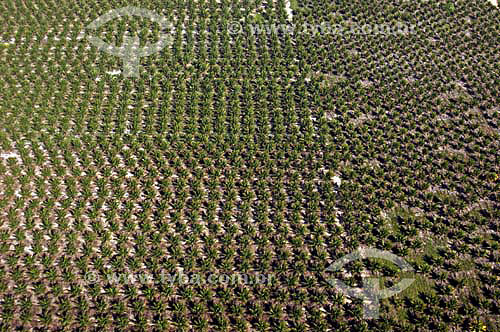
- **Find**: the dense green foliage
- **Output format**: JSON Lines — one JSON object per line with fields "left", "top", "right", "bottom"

{"left": 0, "top": 0, "right": 498, "bottom": 330}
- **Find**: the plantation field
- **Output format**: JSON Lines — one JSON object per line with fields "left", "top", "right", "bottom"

{"left": 0, "top": 0, "right": 499, "bottom": 331}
